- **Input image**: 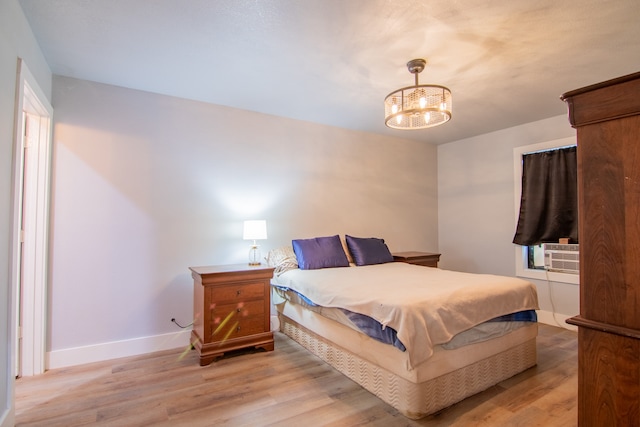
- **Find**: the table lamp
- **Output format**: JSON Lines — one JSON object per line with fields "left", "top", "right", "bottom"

{"left": 243, "top": 220, "right": 267, "bottom": 265}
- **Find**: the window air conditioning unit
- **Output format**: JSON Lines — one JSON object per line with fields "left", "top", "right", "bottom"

{"left": 543, "top": 243, "right": 579, "bottom": 274}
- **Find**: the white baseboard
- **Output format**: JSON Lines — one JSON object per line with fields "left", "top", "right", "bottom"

{"left": 46, "top": 312, "right": 574, "bottom": 369}
{"left": 47, "top": 329, "right": 192, "bottom": 370}
{"left": 271, "top": 314, "right": 280, "bottom": 331}
{"left": 536, "top": 310, "right": 578, "bottom": 331}
{"left": 0, "top": 408, "right": 14, "bottom": 427}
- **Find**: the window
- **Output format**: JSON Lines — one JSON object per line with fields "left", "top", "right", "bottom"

{"left": 528, "top": 244, "right": 546, "bottom": 270}
{"left": 513, "top": 137, "right": 579, "bottom": 285}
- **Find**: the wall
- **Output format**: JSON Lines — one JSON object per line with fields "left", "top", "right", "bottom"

{"left": 0, "top": 0, "right": 52, "bottom": 425}
{"left": 437, "top": 115, "right": 579, "bottom": 325}
{"left": 48, "top": 76, "right": 439, "bottom": 367}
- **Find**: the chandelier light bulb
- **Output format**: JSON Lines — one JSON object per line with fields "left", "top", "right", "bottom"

{"left": 424, "top": 112, "right": 431, "bottom": 122}
{"left": 396, "top": 114, "right": 403, "bottom": 125}
{"left": 419, "top": 97, "right": 427, "bottom": 108}
{"left": 391, "top": 104, "right": 398, "bottom": 114}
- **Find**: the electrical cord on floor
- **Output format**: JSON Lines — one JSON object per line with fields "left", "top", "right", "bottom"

{"left": 171, "top": 318, "right": 193, "bottom": 328}
{"left": 544, "top": 269, "right": 576, "bottom": 331}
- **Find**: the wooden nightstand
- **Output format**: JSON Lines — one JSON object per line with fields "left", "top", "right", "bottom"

{"left": 392, "top": 251, "right": 441, "bottom": 267}
{"left": 189, "top": 264, "right": 275, "bottom": 366}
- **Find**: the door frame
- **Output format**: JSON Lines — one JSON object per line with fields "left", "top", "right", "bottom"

{"left": 10, "top": 58, "right": 53, "bottom": 377}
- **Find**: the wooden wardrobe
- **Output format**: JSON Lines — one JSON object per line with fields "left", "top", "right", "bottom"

{"left": 562, "top": 71, "right": 640, "bottom": 425}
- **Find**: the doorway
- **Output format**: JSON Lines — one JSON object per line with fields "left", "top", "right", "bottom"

{"left": 10, "top": 59, "right": 53, "bottom": 377}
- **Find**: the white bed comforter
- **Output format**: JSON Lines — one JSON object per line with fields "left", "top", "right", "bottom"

{"left": 274, "top": 263, "right": 539, "bottom": 369}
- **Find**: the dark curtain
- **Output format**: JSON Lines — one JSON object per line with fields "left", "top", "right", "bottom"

{"left": 513, "top": 146, "right": 578, "bottom": 245}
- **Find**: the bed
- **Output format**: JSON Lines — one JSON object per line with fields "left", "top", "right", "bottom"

{"left": 266, "top": 236, "right": 539, "bottom": 419}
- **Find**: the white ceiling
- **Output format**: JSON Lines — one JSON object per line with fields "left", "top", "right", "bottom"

{"left": 18, "top": 0, "right": 640, "bottom": 144}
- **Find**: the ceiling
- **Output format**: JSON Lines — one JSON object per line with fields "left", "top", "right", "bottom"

{"left": 18, "top": 0, "right": 640, "bottom": 145}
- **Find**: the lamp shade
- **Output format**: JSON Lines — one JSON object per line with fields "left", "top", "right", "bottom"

{"left": 243, "top": 220, "right": 267, "bottom": 241}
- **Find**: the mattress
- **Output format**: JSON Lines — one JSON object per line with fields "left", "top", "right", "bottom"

{"left": 273, "top": 285, "right": 534, "bottom": 351}
{"left": 273, "top": 262, "right": 539, "bottom": 369}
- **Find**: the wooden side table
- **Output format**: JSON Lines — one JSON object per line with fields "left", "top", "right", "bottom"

{"left": 392, "top": 251, "right": 441, "bottom": 267}
{"left": 189, "top": 264, "right": 275, "bottom": 366}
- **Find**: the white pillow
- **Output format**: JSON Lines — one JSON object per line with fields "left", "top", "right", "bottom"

{"left": 265, "top": 246, "right": 299, "bottom": 276}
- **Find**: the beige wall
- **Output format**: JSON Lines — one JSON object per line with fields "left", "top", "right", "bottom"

{"left": 49, "top": 76, "right": 438, "bottom": 358}
{"left": 437, "top": 115, "right": 579, "bottom": 320}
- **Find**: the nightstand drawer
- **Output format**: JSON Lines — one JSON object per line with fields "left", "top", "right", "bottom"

{"left": 210, "top": 299, "right": 264, "bottom": 320}
{"left": 209, "top": 313, "right": 265, "bottom": 341}
{"left": 210, "top": 282, "right": 264, "bottom": 303}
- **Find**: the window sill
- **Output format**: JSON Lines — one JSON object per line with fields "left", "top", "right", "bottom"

{"left": 516, "top": 267, "right": 579, "bottom": 285}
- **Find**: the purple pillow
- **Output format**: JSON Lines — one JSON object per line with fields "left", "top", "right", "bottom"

{"left": 345, "top": 235, "right": 394, "bottom": 266}
{"left": 292, "top": 235, "right": 350, "bottom": 270}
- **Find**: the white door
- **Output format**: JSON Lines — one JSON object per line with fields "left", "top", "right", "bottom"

{"left": 11, "top": 59, "right": 53, "bottom": 377}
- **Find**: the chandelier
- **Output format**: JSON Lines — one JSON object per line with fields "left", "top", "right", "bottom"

{"left": 384, "top": 59, "right": 452, "bottom": 130}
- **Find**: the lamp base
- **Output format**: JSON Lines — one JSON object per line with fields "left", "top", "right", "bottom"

{"left": 248, "top": 244, "right": 261, "bottom": 266}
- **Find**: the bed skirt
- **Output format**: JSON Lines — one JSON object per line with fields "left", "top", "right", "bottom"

{"left": 279, "top": 313, "right": 537, "bottom": 419}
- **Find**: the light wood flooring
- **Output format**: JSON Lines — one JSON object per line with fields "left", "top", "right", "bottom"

{"left": 15, "top": 324, "right": 577, "bottom": 426}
